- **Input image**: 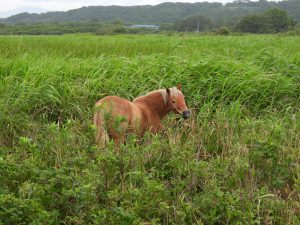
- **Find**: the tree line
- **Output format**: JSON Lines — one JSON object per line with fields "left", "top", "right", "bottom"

{"left": 0, "top": 5, "right": 298, "bottom": 35}
{"left": 175, "top": 8, "right": 296, "bottom": 34}
{"left": 1, "top": 0, "right": 299, "bottom": 25}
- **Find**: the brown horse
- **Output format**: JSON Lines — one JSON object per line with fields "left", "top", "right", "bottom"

{"left": 94, "top": 84, "right": 190, "bottom": 147}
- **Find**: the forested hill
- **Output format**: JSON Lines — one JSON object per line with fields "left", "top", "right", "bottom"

{"left": 1, "top": 0, "right": 300, "bottom": 25}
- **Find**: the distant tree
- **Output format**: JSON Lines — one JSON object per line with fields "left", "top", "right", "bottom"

{"left": 215, "top": 26, "right": 230, "bottom": 35}
{"left": 236, "top": 14, "right": 265, "bottom": 33}
{"left": 289, "top": 18, "right": 297, "bottom": 27}
{"left": 232, "top": 0, "right": 251, "bottom": 6}
{"left": 1, "top": 1, "right": 299, "bottom": 35}
{"left": 0, "top": 23, "right": 12, "bottom": 34}
{"left": 112, "top": 26, "right": 127, "bottom": 33}
{"left": 236, "top": 8, "right": 292, "bottom": 33}
{"left": 159, "top": 23, "right": 175, "bottom": 31}
{"left": 263, "top": 8, "right": 290, "bottom": 33}
{"left": 258, "top": 0, "right": 269, "bottom": 7}
{"left": 175, "top": 15, "right": 211, "bottom": 32}
{"left": 113, "top": 20, "right": 123, "bottom": 26}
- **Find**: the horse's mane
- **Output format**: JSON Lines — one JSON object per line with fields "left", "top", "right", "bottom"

{"left": 133, "top": 87, "right": 182, "bottom": 104}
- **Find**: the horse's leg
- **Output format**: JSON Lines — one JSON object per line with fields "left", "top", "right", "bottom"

{"left": 110, "top": 128, "right": 126, "bottom": 194}
{"left": 94, "top": 109, "right": 109, "bottom": 148}
{"left": 110, "top": 120, "right": 127, "bottom": 148}
{"left": 111, "top": 134, "right": 126, "bottom": 147}
{"left": 150, "top": 123, "right": 163, "bottom": 134}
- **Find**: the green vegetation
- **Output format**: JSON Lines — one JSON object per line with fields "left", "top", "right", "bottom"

{"left": 175, "top": 15, "right": 212, "bottom": 32}
{"left": 0, "top": 8, "right": 298, "bottom": 36}
{"left": 236, "top": 8, "right": 294, "bottom": 33}
{"left": 0, "top": 34, "right": 300, "bottom": 224}
{"left": 0, "top": 22, "right": 132, "bottom": 35}
{"left": 214, "top": 26, "right": 230, "bottom": 35}
{"left": 0, "top": 0, "right": 300, "bottom": 34}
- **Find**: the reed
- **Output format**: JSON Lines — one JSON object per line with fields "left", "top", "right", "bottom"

{"left": 0, "top": 34, "right": 299, "bottom": 224}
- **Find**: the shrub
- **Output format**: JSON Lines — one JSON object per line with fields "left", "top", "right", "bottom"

{"left": 215, "top": 26, "right": 230, "bottom": 35}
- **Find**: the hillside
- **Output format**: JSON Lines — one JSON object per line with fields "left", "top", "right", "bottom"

{"left": 1, "top": 0, "right": 299, "bottom": 25}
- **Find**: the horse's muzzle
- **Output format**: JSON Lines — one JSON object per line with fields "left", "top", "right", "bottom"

{"left": 182, "top": 110, "right": 190, "bottom": 119}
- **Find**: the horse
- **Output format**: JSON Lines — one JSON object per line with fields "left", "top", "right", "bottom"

{"left": 93, "top": 84, "right": 190, "bottom": 147}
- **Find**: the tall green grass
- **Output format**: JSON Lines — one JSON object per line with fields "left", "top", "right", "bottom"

{"left": 0, "top": 34, "right": 300, "bottom": 224}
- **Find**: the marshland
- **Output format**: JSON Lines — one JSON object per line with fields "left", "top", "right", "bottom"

{"left": 0, "top": 34, "right": 299, "bottom": 224}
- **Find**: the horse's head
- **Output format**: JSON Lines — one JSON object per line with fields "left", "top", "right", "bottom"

{"left": 166, "top": 84, "right": 190, "bottom": 119}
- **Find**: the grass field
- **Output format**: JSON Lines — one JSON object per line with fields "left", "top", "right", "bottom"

{"left": 0, "top": 34, "right": 300, "bottom": 224}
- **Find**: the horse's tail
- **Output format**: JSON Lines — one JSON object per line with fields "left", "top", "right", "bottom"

{"left": 94, "top": 107, "right": 109, "bottom": 148}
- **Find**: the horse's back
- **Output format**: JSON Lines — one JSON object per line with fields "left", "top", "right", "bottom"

{"left": 96, "top": 96, "right": 132, "bottom": 118}
{"left": 96, "top": 96, "right": 144, "bottom": 131}
{"left": 95, "top": 95, "right": 145, "bottom": 143}
{"left": 96, "top": 96, "right": 130, "bottom": 106}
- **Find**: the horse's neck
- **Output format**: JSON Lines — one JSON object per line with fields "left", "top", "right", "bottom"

{"left": 134, "top": 92, "right": 171, "bottom": 119}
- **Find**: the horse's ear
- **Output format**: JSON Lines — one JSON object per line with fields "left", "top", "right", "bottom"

{"left": 166, "top": 88, "right": 171, "bottom": 96}
{"left": 177, "top": 84, "right": 181, "bottom": 91}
